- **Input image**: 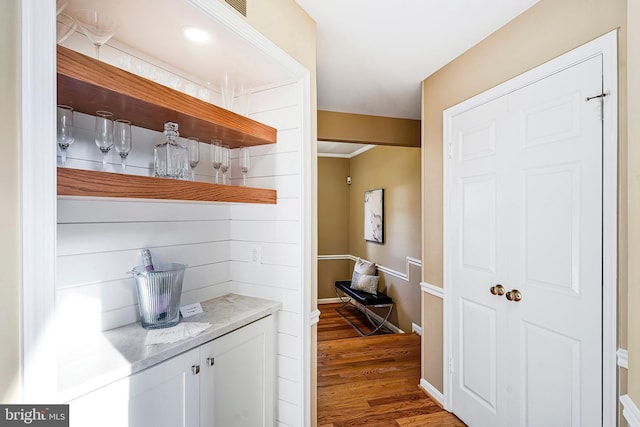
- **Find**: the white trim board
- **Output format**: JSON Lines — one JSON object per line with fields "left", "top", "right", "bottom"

{"left": 442, "top": 30, "right": 617, "bottom": 425}
{"left": 318, "top": 298, "right": 342, "bottom": 304}
{"left": 420, "top": 282, "right": 444, "bottom": 299}
{"left": 318, "top": 254, "right": 421, "bottom": 282}
{"left": 621, "top": 395, "right": 640, "bottom": 427}
{"left": 21, "top": 0, "right": 58, "bottom": 402}
{"left": 420, "top": 378, "right": 444, "bottom": 407}
{"left": 618, "top": 348, "right": 628, "bottom": 369}
{"left": 310, "top": 310, "right": 320, "bottom": 326}
{"left": 412, "top": 323, "right": 422, "bottom": 336}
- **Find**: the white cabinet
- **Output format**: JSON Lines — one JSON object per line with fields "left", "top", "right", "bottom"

{"left": 200, "top": 316, "right": 275, "bottom": 426}
{"left": 69, "top": 347, "right": 200, "bottom": 427}
{"left": 68, "top": 316, "right": 274, "bottom": 427}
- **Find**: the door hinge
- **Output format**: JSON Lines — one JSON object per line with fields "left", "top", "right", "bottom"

{"left": 447, "top": 143, "right": 453, "bottom": 159}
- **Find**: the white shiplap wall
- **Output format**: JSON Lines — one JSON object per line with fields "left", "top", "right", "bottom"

{"left": 56, "top": 80, "right": 306, "bottom": 425}
{"left": 229, "top": 82, "right": 306, "bottom": 426}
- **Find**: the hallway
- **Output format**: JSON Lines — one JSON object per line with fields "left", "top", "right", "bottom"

{"left": 317, "top": 303, "right": 465, "bottom": 426}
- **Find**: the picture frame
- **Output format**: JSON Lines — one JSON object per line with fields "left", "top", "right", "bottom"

{"left": 364, "top": 188, "right": 384, "bottom": 243}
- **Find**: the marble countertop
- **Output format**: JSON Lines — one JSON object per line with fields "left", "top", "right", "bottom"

{"left": 57, "top": 293, "right": 281, "bottom": 402}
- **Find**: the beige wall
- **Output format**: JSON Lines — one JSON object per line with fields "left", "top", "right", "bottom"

{"left": 317, "top": 158, "right": 351, "bottom": 298}
{"left": 350, "top": 147, "right": 421, "bottom": 333}
{"left": 350, "top": 146, "right": 421, "bottom": 275}
{"left": 318, "top": 110, "right": 421, "bottom": 147}
{"left": 0, "top": 0, "right": 22, "bottom": 403}
{"left": 421, "top": 0, "right": 627, "bottom": 395}
{"left": 318, "top": 146, "right": 422, "bottom": 332}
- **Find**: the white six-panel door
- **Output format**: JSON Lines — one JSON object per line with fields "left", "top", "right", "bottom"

{"left": 446, "top": 53, "right": 605, "bottom": 427}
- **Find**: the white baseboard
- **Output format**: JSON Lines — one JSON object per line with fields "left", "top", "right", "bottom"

{"left": 412, "top": 323, "right": 422, "bottom": 336}
{"left": 420, "top": 378, "right": 444, "bottom": 407}
{"left": 318, "top": 298, "right": 342, "bottom": 304}
{"left": 366, "top": 309, "right": 404, "bottom": 334}
{"left": 621, "top": 394, "right": 640, "bottom": 427}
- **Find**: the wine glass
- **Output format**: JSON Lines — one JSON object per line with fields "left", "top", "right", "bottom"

{"left": 220, "top": 145, "right": 230, "bottom": 185}
{"left": 220, "top": 74, "right": 235, "bottom": 110}
{"left": 211, "top": 139, "right": 222, "bottom": 184}
{"left": 114, "top": 119, "right": 132, "bottom": 173}
{"left": 239, "top": 147, "right": 250, "bottom": 186}
{"left": 74, "top": 9, "right": 118, "bottom": 59}
{"left": 56, "top": 13, "right": 77, "bottom": 44}
{"left": 187, "top": 137, "right": 200, "bottom": 181}
{"left": 56, "top": 105, "right": 74, "bottom": 167}
{"left": 95, "top": 110, "right": 114, "bottom": 170}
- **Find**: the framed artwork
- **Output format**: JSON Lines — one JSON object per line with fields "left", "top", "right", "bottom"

{"left": 364, "top": 188, "right": 384, "bottom": 243}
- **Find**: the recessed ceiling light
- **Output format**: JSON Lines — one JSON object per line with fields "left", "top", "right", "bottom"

{"left": 183, "top": 27, "right": 210, "bottom": 43}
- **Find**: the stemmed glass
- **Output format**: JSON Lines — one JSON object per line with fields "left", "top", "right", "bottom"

{"left": 220, "top": 145, "right": 230, "bottom": 185}
{"left": 56, "top": 105, "right": 74, "bottom": 167}
{"left": 74, "top": 9, "right": 118, "bottom": 59}
{"left": 211, "top": 139, "right": 222, "bottom": 184}
{"left": 114, "top": 119, "right": 132, "bottom": 173}
{"left": 187, "top": 137, "right": 200, "bottom": 181}
{"left": 239, "top": 147, "right": 250, "bottom": 186}
{"left": 95, "top": 110, "right": 114, "bottom": 170}
{"left": 220, "top": 74, "right": 235, "bottom": 110}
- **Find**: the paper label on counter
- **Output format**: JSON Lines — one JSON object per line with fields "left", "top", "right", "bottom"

{"left": 180, "top": 302, "right": 203, "bottom": 318}
{"left": 145, "top": 322, "right": 211, "bottom": 345}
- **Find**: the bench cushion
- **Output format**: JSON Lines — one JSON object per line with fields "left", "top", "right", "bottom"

{"left": 335, "top": 281, "right": 393, "bottom": 305}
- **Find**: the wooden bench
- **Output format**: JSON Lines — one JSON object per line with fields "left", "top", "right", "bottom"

{"left": 334, "top": 280, "right": 394, "bottom": 336}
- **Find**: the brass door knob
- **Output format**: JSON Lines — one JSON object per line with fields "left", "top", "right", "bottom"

{"left": 490, "top": 284, "right": 505, "bottom": 296}
{"left": 505, "top": 289, "right": 522, "bottom": 302}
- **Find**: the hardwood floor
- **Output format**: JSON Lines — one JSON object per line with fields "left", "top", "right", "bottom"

{"left": 317, "top": 303, "right": 466, "bottom": 427}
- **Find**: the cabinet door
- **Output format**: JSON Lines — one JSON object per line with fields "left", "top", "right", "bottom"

{"left": 69, "top": 348, "right": 200, "bottom": 427}
{"left": 199, "top": 316, "right": 275, "bottom": 427}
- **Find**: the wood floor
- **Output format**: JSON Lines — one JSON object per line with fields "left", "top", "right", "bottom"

{"left": 317, "top": 303, "right": 466, "bottom": 426}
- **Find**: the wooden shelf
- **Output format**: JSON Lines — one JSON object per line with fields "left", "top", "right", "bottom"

{"left": 57, "top": 168, "right": 277, "bottom": 204}
{"left": 56, "top": 46, "right": 277, "bottom": 148}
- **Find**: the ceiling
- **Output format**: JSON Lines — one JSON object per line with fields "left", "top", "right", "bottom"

{"left": 295, "top": 0, "right": 540, "bottom": 121}
{"left": 60, "top": 0, "right": 540, "bottom": 158}
{"left": 61, "top": 0, "right": 296, "bottom": 93}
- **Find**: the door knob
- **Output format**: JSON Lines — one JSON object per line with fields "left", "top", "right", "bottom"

{"left": 505, "top": 289, "right": 522, "bottom": 302}
{"left": 490, "top": 284, "right": 505, "bottom": 296}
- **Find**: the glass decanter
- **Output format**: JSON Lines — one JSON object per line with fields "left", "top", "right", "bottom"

{"left": 154, "top": 122, "right": 188, "bottom": 179}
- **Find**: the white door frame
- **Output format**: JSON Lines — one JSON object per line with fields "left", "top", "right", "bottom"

{"left": 442, "top": 30, "right": 618, "bottom": 425}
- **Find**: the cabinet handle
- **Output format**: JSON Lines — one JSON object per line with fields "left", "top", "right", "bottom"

{"left": 191, "top": 364, "right": 200, "bottom": 375}
{"left": 207, "top": 357, "right": 215, "bottom": 367}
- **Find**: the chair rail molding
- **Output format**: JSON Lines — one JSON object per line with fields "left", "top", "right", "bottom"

{"left": 310, "top": 309, "right": 320, "bottom": 326}
{"left": 621, "top": 395, "right": 640, "bottom": 427}
{"left": 618, "top": 348, "right": 628, "bottom": 369}
{"left": 317, "top": 254, "right": 421, "bottom": 282}
{"left": 420, "top": 282, "right": 444, "bottom": 299}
